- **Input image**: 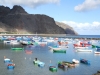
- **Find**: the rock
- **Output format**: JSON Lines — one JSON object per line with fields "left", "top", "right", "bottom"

{"left": 9, "top": 5, "right": 28, "bottom": 14}
{"left": 0, "top": 5, "right": 77, "bottom": 35}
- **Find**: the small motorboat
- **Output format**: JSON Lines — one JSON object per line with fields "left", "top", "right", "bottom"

{"left": 80, "top": 59, "right": 90, "bottom": 65}
{"left": 38, "top": 62, "right": 45, "bottom": 68}
{"left": 7, "top": 63, "right": 15, "bottom": 69}
{"left": 4, "top": 58, "right": 10, "bottom": 63}
{"left": 25, "top": 50, "right": 33, "bottom": 54}
{"left": 72, "top": 59, "right": 79, "bottom": 64}
{"left": 49, "top": 65, "right": 57, "bottom": 72}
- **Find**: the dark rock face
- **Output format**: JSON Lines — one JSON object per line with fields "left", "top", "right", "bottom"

{"left": 0, "top": 6, "right": 10, "bottom": 20}
{"left": 0, "top": 5, "right": 77, "bottom": 34}
{"left": 9, "top": 5, "right": 28, "bottom": 14}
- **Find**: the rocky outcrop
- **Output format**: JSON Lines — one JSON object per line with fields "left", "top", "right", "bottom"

{"left": 56, "top": 22, "right": 78, "bottom": 35}
{"left": 9, "top": 5, "right": 28, "bottom": 15}
{"left": 0, "top": 5, "right": 77, "bottom": 35}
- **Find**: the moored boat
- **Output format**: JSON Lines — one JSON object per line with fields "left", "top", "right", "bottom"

{"left": 4, "top": 58, "right": 10, "bottom": 63}
{"left": 11, "top": 48, "right": 24, "bottom": 50}
{"left": 80, "top": 59, "right": 90, "bottom": 65}
{"left": 53, "top": 50, "right": 66, "bottom": 53}
{"left": 38, "top": 62, "right": 45, "bottom": 68}
{"left": 75, "top": 49, "right": 92, "bottom": 52}
{"left": 49, "top": 65, "right": 57, "bottom": 72}
{"left": 94, "top": 51, "right": 100, "bottom": 54}
{"left": 33, "top": 58, "right": 45, "bottom": 67}
{"left": 72, "top": 59, "right": 79, "bottom": 64}
{"left": 58, "top": 61, "right": 75, "bottom": 70}
{"left": 74, "top": 46, "right": 88, "bottom": 49}
{"left": 7, "top": 63, "right": 15, "bottom": 69}
{"left": 25, "top": 50, "right": 33, "bottom": 54}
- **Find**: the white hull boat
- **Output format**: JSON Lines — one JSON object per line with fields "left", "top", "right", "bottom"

{"left": 76, "top": 49, "right": 92, "bottom": 52}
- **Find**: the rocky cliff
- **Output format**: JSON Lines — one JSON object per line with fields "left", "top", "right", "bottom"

{"left": 0, "top": 5, "right": 77, "bottom": 35}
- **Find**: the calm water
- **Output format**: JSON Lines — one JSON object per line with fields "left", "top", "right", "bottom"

{"left": 0, "top": 40, "right": 100, "bottom": 75}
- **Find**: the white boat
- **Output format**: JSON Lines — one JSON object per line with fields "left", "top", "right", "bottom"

{"left": 72, "top": 59, "right": 79, "bottom": 64}
{"left": 58, "top": 46, "right": 68, "bottom": 50}
{"left": 74, "top": 47, "right": 88, "bottom": 49}
{"left": 10, "top": 40, "right": 20, "bottom": 45}
{"left": 4, "top": 40, "right": 10, "bottom": 43}
{"left": 94, "top": 51, "right": 100, "bottom": 54}
{"left": 76, "top": 49, "right": 92, "bottom": 52}
{"left": 52, "top": 47, "right": 61, "bottom": 50}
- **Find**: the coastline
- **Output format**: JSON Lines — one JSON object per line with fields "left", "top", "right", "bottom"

{"left": 0, "top": 34, "right": 100, "bottom": 39}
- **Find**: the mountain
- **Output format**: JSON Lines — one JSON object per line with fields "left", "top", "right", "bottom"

{"left": 0, "top": 5, "right": 77, "bottom": 35}
{"left": 56, "top": 22, "right": 78, "bottom": 35}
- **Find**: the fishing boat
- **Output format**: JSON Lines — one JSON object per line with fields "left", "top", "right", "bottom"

{"left": 94, "top": 51, "right": 100, "bottom": 54}
{"left": 33, "top": 59, "right": 45, "bottom": 67}
{"left": 75, "top": 49, "right": 92, "bottom": 52}
{"left": 94, "top": 48, "right": 100, "bottom": 54}
{"left": 4, "top": 58, "right": 10, "bottom": 63}
{"left": 49, "top": 65, "right": 57, "bottom": 72}
{"left": 53, "top": 50, "right": 66, "bottom": 53}
{"left": 7, "top": 63, "right": 15, "bottom": 69}
{"left": 25, "top": 50, "right": 33, "bottom": 54}
{"left": 72, "top": 59, "right": 79, "bottom": 64}
{"left": 74, "top": 46, "right": 88, "bottom": 49}
{"left": 4, "top": 40, "right": 10, "bottom": 43}
{"left": 92, "top": 45, "right": 100, "bottom": 48}
{"left": 11, "top": 48, "right": 24, "bottom": 50}
{"left": 80, "top": 59, "right": 90, "bottom": 65}
{"left": 38, "top": 62, "right": 45, "bottom": 68}
{"left": 58, "top": 61, "right": 75, "bottom": 69}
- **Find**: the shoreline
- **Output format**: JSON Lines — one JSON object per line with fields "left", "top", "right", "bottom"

{"left": 0, "top": 34, "right": 100, "bottom": 39}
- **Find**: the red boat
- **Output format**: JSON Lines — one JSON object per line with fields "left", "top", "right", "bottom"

{"left": 25, "top": 50, "right": 33, "bottom": 54}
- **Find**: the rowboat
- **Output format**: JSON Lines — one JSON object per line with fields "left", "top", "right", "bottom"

{"left": 49, "top": 65, "right": 57, "bottom": 72}
{"left": 80, "top": 59, "right": 90, "bottom": 65}
{"left": 11, "top": 48, "right": 24, "bottom": 50}
{"left": 25, "top": 50, "right": 33, "bottom": 54}
{"left": 72, "top": 59, "right": 79, "bottom": 64}
{"left": 94, "top": 51, "right": 100, "bottom": 54}
{"left": 53, "top": 50, "right": 66, "bottom": 53}
{"left": 76, "top": 49, "right": 92, "bottom": 52}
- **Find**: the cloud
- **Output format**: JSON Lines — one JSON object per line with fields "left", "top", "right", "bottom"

{"left": 74, "top": 0, "right": 100, "bottom": 12}
{"left": 61, "top": 21, "right": 100, "bottom": 35}
{"left": 0, "top": 0, "right": 60, "bottom": 8}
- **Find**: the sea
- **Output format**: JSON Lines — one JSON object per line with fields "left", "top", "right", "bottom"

{"left": 0, "top": 35, "right": 100, "bottom": 75}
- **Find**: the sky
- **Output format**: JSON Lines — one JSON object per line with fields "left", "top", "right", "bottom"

{"left": 0, "top": 0, "right": 100, "bottom": 35}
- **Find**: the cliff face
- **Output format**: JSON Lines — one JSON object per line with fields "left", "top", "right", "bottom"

{"left": 0, "top": 5, "right": 77, "bottom": 35}
{"left": 56, "top": 22, "right": 78, "bottom": 35}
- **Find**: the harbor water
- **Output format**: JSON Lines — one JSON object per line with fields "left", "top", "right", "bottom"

{"left": 0, "top": 36, "right": 100, "bottom": 75}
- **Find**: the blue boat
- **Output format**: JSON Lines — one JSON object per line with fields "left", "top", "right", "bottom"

{"left": 6, "top": 61, "right": 15, "bottom": 69}
{"left": 38, "top": 62, "right": 45, "bottom": 68}
{"left": 80, "top": 59, "right": 90, "bottom": 65}
{"left": 7, "top": 63, "right": 15, "bottom": 69}
{"left": 97, "top": 48, "right": 100, "bottom": 51}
